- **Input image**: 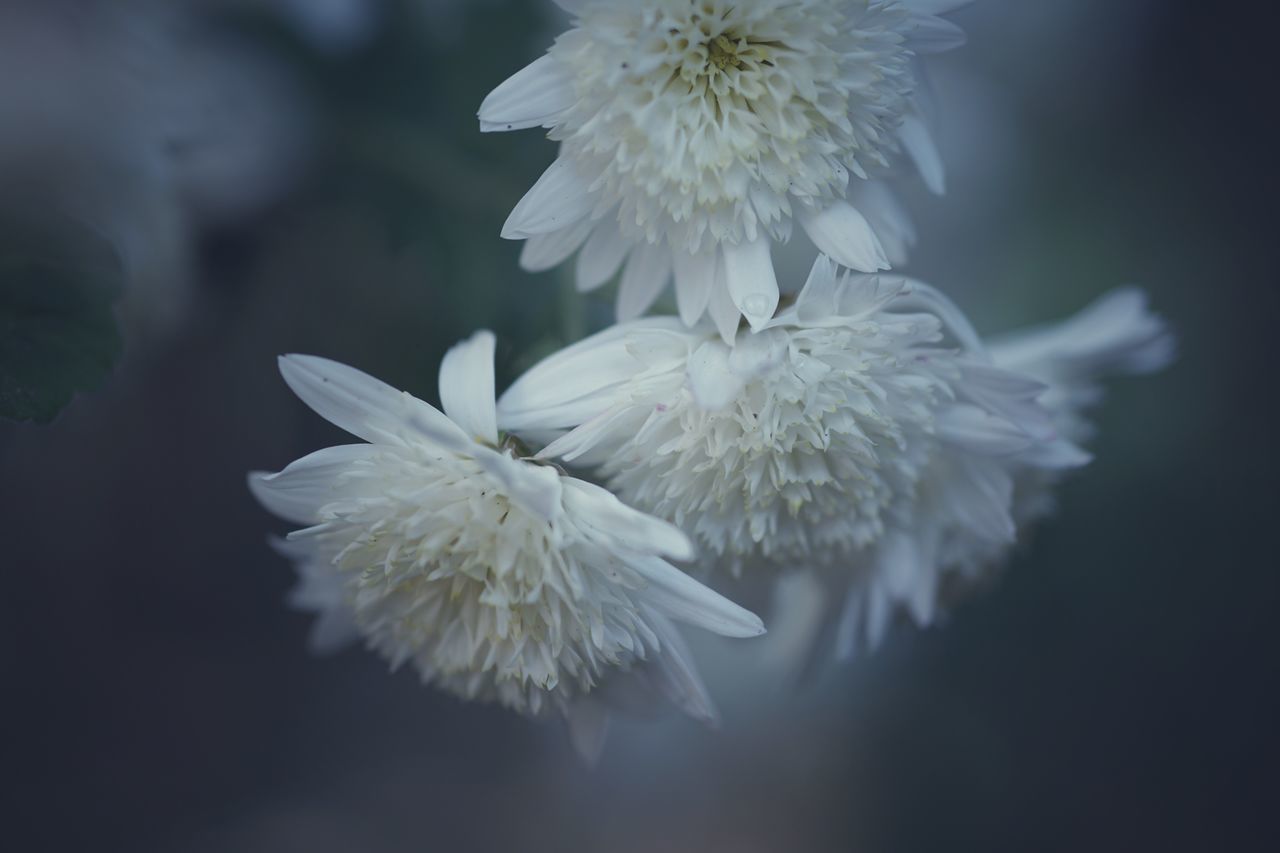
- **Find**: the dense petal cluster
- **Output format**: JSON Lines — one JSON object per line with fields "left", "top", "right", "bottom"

{"left": 481, "top": 0, "right": 968, "bottom": 337}
{"left": 498, "top": 258, "right": 1079, "bottom": 580}
{"left": 831, "top": 288, "right": 1174, "bottom": 652}
{"left": 500, "top": 259, "right": 1171, "bottom": 655}
{"left": 250, "top": 332, "right": 763, "bottom": 722}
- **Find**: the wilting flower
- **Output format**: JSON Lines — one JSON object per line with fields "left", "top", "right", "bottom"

{"left": 249, "top": 331, "right": 764, "bottom": 749}
{"left": 497, "top": 258, "right": 1169, "bottom": 656}
{"left": 480, "top": 0, "right": 969, "bottom": 339}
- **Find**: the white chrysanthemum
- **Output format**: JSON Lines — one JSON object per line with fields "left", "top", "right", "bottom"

{"left": 249, "top": 331, "right": 764, "bottom": 734}
{"left": 498, "top": 256, "right": 1075, "bottom": 586}
{"left": 480, "top": 0, "right": 969, "bottom": 338}
{"left": 826, "top": 288, "right": 1173, "bottom": 655}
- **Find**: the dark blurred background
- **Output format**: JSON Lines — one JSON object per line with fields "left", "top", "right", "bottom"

{"left": 1, "top": 1, "right": 1276, "bottom": 851}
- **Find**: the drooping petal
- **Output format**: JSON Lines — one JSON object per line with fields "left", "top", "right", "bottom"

{"left": 575, "top": 223, "right": 631, "bottom": 292}
{"left": 721, "top": 235, "right": 779, "bottom": 331}
{"left": 897, "top": 279, "right": 986, "bottom": 353}
{"left": 248, "top": 445, "right": 383, "bottom": 524}
{"left": 566, "top": 698, "right": 611, "bottom": 765}
{"left": 800, "top": 201, "right": 891, "bottom": 273}
{"left": 898, "top": 111, "right": 946, "bottom": 195}
{"left": 901, "top": 0, "right": 974, "bottom": 16}
{"left": 478, "top": 55, "right": 577, "bottom": 133}
{"left": 616, "top": 243, "right": 673, "bottom": 322}
{"left": 438, "top": 330, "right": 498, "bottom": 445}
{"left": 706, "top": 250, "right": 742, "bottom": 344}
{"left": 672, "top": 246, "right": 716, "bottom": 327}
{"left": 563, "top": 478, "right": 694, "bottom": 562}
{"left": 520, "top": 219, "right": 595, "bottom": 272}
{"left": 937, "top": 404, "right": 1035, "bottom": 456}
{"left": 988, "top": 288, "right": 1176, "bottom": 378}
{"left": 643, "top": 609, "right": 719, "bottom": 725}
{"left": 627, "top": 555, "right": 766, "bottom": 638}
{"left": 908, "top": 15, "right": 967, "bottom": 53}
{"left": 502, "top": 157, "right": 593, "bottom": 239}
{"left": 849, "top": 181, "right": 916, "bottom": 268}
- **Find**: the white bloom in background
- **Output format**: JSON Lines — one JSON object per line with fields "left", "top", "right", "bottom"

{"left": 498, "top": 257, "right": 1077, "bottom": 580}
{"left": 480, "top": 0, "right": 970, "bottom": 339}
{"left": 249, "top": 331, "right": 764, "bottom": 752}
{"left": 828, "top": 288, "right": 1173, "bottom": 655}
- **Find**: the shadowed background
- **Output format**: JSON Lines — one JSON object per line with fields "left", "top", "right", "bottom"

{"left": 1, "top": 1, "right": 1275, "bottom": 851}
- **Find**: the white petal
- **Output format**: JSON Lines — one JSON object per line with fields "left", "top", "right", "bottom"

{"left": 988, "top": 288, "right": 1175, "bottom": 378}
{"left": 474, "top": 446, "right": 563, "bottom": 522}
{"left": 616, "top": 243, "right": 672, "bottom": 322}
{"left": 498, "top": 319, "right": 685, "bottom": 430}
{"left": 944, "top": 459, "right": 1016, "bottom": 543}
{"left": 248, "top": 444, "right": 381, "bottom": 524}
{"left": 898, "top": 112, "right": 946, "bottom": 195}
{"left": 958, "top": 366, "right": 1057, "bottom": 444}
{"left": 519, "top": 219, "right": 594, "bottom": 272}
{"left": 575, "top": 222, "right": 631, "bottom": 292}
{"left": 534, "top": 402, "right": 639, "bottom": 463}
{"left": 277, "top": 354, "right": 469, "bottom": 450}
{"left": 644, "top": 609, "right": 719, "bottom": 725}
{"left": 800, "top": 201, "right": 890, "bottom": 273}
{"left": 834, "top": 586, "right": 865, "bottom": 660}
{"left": 478, "top": 55, "right": 576, "bottom": 133}
{"left": 897, "top": 279, "right": 986, "bottom": 353}
{"left": 706, "top": 251, "right": 742, "bottom": 344}
{"left": 849, "top": 181, "right": 916, "bottom": 267}
{"left": 793, "top": 255, "right": 842, "bottom": 323}
{"left": 551, "top": 0, "right": 586, "bottom": 13}
{"left": 438, "top": 331, "right": 498, "bottom": 445}
{"left": 502, "top": 157, "right": 593, "bottom": 239}
{"left": 276, "top": 545, "right": 360, "bottom": 654}
{"left": 628, "top": 555, "right": 766, "bottom": 639}
{"left": 687, "top": 340, "right": 744, "bottom": 411}
{"left": 672, "top": 246, "right": 716, "bottom": 326}
{"left": 727, "top": 327, "right": 787, "bottom": 380}
{"left": 721, "top": 236, "right": 779, "bottom": 331}
{"left": 902, "top": 0, "right": 974, "bottom": 15}
{"left": 562, "top": 478, "right": 694, "bottom": 561}
{"left": 875, "top": 531, "right": 938, "bottom": 628}
{"left": 1019, "top": 439, "right": 1093, "bottom": 470}
{"left": 566, "top": 699, "right": 611, "bottom": 765}
{"left": 909, "top": 15, "right": 967, "bottom": 53}
{"left": 937, "top": 404, "right": 1035, "bottom": 456}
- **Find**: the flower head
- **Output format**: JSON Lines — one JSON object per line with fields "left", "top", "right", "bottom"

{"left": 498, "top": 256, "right": 1074, "bottom": 581}
{"left": 250, "top": 332, "right": 763, "bottom": 727}
{"left": 481, "top": 0, "right": 969, "bottom": 337}
{"left": 818, "top": 289, "right": 1172, "bottom": 656}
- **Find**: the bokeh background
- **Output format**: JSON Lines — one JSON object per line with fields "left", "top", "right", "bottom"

{"left": 1, "top": 1, "right": 1275, "bottom": 851}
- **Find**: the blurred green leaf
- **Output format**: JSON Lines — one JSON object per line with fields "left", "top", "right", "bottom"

{"left": 0, "top": 223, "right": 123, "bottom": 424}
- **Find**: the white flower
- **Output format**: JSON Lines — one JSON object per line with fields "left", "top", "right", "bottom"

{"left": 249, "top": 331, "right": 764, "bottom": 737}
{"left": 497, "top": 256, "right": 1077, "bottom": 587}
{"left": 480, "top": 0, "right": 970, "bottom": 338}
{"left": 828, "top": 288, "right": 1173, "bottom": 656}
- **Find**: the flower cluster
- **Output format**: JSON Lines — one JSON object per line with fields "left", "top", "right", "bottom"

{"left": 250, "top": 0, "right": 1171, "bottom": 756}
